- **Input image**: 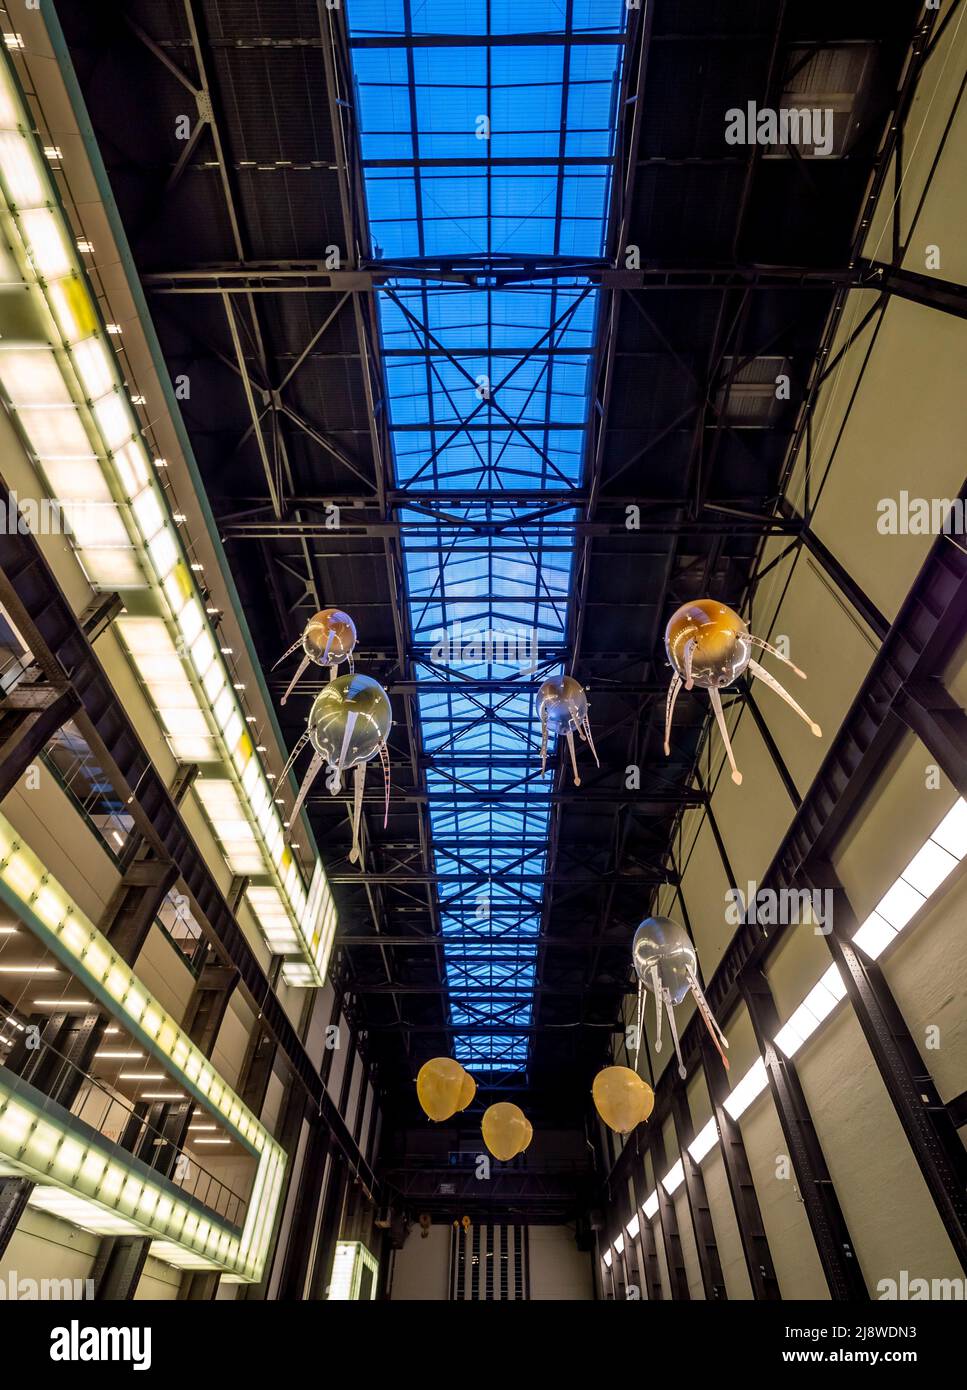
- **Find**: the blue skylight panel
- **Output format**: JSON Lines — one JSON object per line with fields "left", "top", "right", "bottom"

{"left": 347, "top": 0, "right": 625, "bottom": 1071}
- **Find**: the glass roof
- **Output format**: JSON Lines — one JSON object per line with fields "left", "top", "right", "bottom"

{"left": 347, "top": 0, "right": 626, "bottom": 1072}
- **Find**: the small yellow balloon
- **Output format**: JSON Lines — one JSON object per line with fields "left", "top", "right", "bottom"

{"left": 417, "top": 1057, "right": 466, "bottom": 1122}
{"left": 481, "top": 1102, "right": 531, "bottom": 1161}
{"left": 592, "top": 1066, "right": 655, "bottom": 1135}
{"left": 456, "top": 1068, "right": 476, "bottom": 1113}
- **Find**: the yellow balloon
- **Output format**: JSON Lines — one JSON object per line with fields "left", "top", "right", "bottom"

{"left": 481, "top": 1102, "right": 531, "bottom": 1161}
{"left": 417, "top": 1057, "right": 467, "bottom": 1122}
{"left": 456, "top": 1068, "right": 476, "bottom": 1113}
{"left": 592, "top": 1066, "right": 655, "bottom": 1135}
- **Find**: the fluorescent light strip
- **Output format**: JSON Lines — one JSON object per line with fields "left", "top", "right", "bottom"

{"left": 661, "top": 1159, "right": 685, "bottom": 1195}
{"left": 642, "top": 1189, "right": 659, "bottom": 1221}
{"left": 603, "top": 1248, "right": 612, "bottom": 1268}
{"left": 0, "top": 56, "right": 328, "bottom": 982}
{"left": 613, "top": 1232, "right": 625, "bottom": 1255}
{"left": 0, "top": 808, "right": 284, "bottom": 1280}
{"left": 683, "top": 800, "right": 967, "bottom": 1181}
{"left": 626, "top": 1212, "right": 640, "bottom": 1240}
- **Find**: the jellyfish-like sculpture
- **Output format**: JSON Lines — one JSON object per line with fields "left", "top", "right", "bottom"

{"left": 537, "top": 675, "right": 598, "bottom": 786}
{"left": 632, "top": 916, "right": 729, "bottom": 1080}
{"left": 280, "top": 673, "right": 391, "bottom": 864}
{"left": 273, "top": 608, "right": 357, "bottom": 705}
{"left": 663, "top": 599, "right": 821, "bottom": 786}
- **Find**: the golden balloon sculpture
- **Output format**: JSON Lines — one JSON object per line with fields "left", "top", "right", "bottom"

{"left": 663, "top": 599, "right": 821, "bottom": 786}
{"left": 273, "top": 607, "right": 357, "bottom": 704}
{"left": 592, "top": 1065, "right": 655, "bottom": 1135}
{"left": 633, "top": 916, "right": 729, "bottom": 1080}
{"left": 537, "top": 675, "right": 598, "bottom": 786}
{"left": 281, "top": 673, "right": 392, "bottom": 864}
{"left": 481, "top": 1102, "right": 533, "bottom": 1162}
{"left": 416, "top": 1057, "right": 477, "bottom": 1123}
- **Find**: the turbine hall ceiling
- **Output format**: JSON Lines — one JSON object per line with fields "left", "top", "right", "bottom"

{"left": 56, "top": 0, "right": 922, "bottom": 1128}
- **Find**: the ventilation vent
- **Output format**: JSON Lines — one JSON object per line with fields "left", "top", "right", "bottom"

{"left": 766, "top": 43, "right": 876, "bottom": 159}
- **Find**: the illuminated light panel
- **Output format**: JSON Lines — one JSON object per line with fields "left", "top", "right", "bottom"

{"left": 625, "top": 1212, "right": 640, "bottom": 1240}
{"left": 0, "top": 807, "right": 285, "bottom": 1281}
{"left": 642, "top": 1190, "right": 659, "bottom": 1221}
{"left": 328, "top": 1240, "right": 379, "bottom": 1301}
{"left": 661, "top": 1159, "right": 685, "bottom": 1195}
{"left": 722, "top": 1058, "right": 769, "bottom": 1120}
{"left": 603, "top": 1248, "right": 612, "bottom": 1268}
{"left": 688, "top": 1119, "right": 719, "bottom": 1164}
{"left": 0, "top": 52, "right": 329, "bottom": 982}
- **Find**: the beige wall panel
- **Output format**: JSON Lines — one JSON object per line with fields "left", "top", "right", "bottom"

{"left": 701, "top": 1147, "right": 753, "bottom": 1300}
{"left": 881, "top": 865, "right": 967, "bottom": 1107}
{"left": 764, "top": 916, "right": 836, "bottom": 1026}
{"left": 754, "top": 554, "right": 878, "bottom": 794}
{"left": 673, "top": 1186, "right": 704, "bottom": 1299}
{"left": 813, "top": 298, "right": 967, "bottom": 622}
{"left": 390, "top": 1222, "right": 449, "bottom": 1300}
{"left": 795, "top": 1001, "right": 960, "bottom": 1289}
{"left": 835, "top": 729, "right": 958, "bottom": 922}
{"left": 680, "top": 813, "right": 734, "bottom": 975}
{"left": 134, "top": 1255, "right": 181, "bottom": 1300}
{"left": 0, "top": 1206, "right": 98, "bottom": 1287}
{"left": 133, "top": 923, "right": 195, "bottom": 1024}
{"left": 210, "top": 994, "right": 254, "bottom": 1091}
{"left": 781, "top": 292, "right": 882, "bottom": 521}
{"left": 687, "top": 1067, "right": 713, "bottom": 1133}
{"left": 4, "top": 773, "right": 115, "bottom": 927}
{"left": 529, "top": 1225, "right": 593, "bottom": 1299}
{"left": 706, "top": 706, "right": 793, "bottom": 891}
{"left": 739, "top": 1090, "right": 829, "bottom": 1299}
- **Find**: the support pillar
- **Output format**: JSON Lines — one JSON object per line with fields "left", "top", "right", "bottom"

{"left": 701, "top": 1040, "right": 781, "bottom": 1299}
{"left": 740, "top": 967, "right": 868, "bottom": 1299}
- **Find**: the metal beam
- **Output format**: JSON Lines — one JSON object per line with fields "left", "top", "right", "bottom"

{"left": 671, "top": 1088, "right": 727, "bottom": 1300}
{"left": 809, "top": 860, "right": 967, "bottom": 1270}
{"left": 701, "top": 1042, "right": 781, "bottom": 1299}
{"left": 740, "top": 967, "right": 868, "bottom": 1299}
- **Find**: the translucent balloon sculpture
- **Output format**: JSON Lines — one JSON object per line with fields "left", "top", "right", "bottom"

{"left": 592, "top": 1065, "right": 655, "bottom": 1135}
{"left": 481, "top": 1102, "right": 533, "bottom": 1162}
{"left": 281, "top": 672, "right": 391, "bottom": 864}
{"left": 632, "top": 916, "right": 729, "bottom": 1080}
{"left": 663, "top": 599, "right": 821, "bottom": 786}
{"left": 273, "top": 607, "right": 357, "bottom": 705}
{"left": 416, "top": 1057, "right": 476, "bottom": 1123}
{"left": 537, "top": 675, "right": 598, "bottom": 786}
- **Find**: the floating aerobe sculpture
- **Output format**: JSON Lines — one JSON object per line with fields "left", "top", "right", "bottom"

{"left": 281, "top": 673, "right": 391, "bottom": 864}
{"left": 632, "top": 916, "right": 729, "bottom": 1080}
{"left": 537, "top": 675, "right": 598, "bottom": 786}
{"left": 273, "top": 608, "right": 357, "bottom": 705}
{"left": 663, "top": 599, "right": 821, "bottom": 785}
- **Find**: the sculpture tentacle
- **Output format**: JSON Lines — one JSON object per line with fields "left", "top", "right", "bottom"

{"left": 289, "top": 750, "right": 324, "bottom": 830}
{"left": 663, "top": 673, "right": 683, "bottom": 757}
{"left": 279, "top": 729, "right": 310, "bottom": 783}
{"left": 378, "top": 740, "right": 391, "bottom": 830}
{"left": 271, "top": 636, "right": 304, "bottom": 670}
{"left": 565, "top": 729, "right": 580, "bottom": 786}
{"left": 709, "top": 684, "right": 742, "bottom": 785}
{"left": 281, "top": 655, "right": 311, "bottom": 706}
{"left": 349, "top": 761, "right": 366, "bottom": 865}
{"left": 748, "top": 658, "right": 821, "bottom": 736}
{"left": 664, "top": 990, "right": 687, "bottom": 1080}
{"left": 748, "top": 634, "right": 806, "bottom": 680}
